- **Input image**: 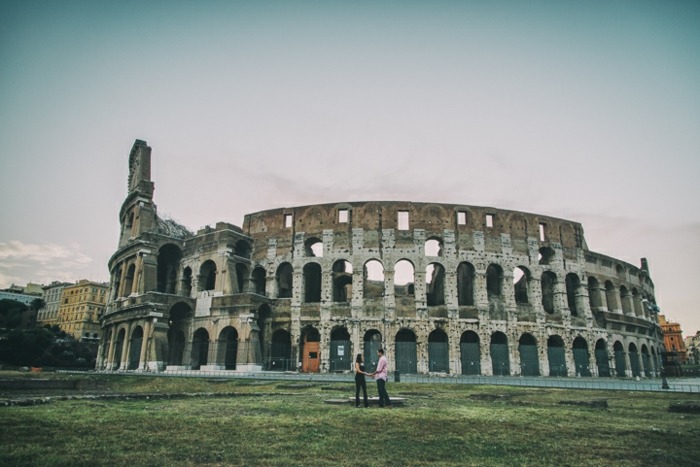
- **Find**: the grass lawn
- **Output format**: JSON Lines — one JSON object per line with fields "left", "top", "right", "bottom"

{"left": 0, "top": 374, "right": 698, "bottom": 466}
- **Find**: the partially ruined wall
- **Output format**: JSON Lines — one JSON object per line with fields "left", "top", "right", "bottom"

{"left": 97, "top": 140, "right": 663, "bottom": 378}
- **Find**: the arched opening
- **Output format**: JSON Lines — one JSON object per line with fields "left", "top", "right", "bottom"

{"left": 486, "top": 264, "right": 503, "bottom": 298}
{"left": 605, "top": 281, "right": 618, "bottom": 311}
{"left": 270, "top": 329, "right": 292, "bottom": 371}
{"left": 252, "top": 266, "right": 266, "bottom": 295}
{"left": 124, "top": 264, "right": 136, "bottom": 296}
{"left": 538, "top": 246, "right": 555, "bottom": 265}
{"left": 641, "top": 344, "right": 651, "bottom": 376}
{"left": 332, "top": 260, "right": 353, "bottom": 303}
{"left": 364, "top": 329, "right": 383, "bottom": 373}
{"left": 301, "top": 326, "right": 320, "bottom": 373}
{"left": 257, "top": 304, "right": 271, "bottom": 364}
{"left": 518, "top": 333, "right": 539, "bottom": 376}
{"left": 199, "top": 260, "right": 217, "bottom": 292}
{"left": 157, "top": 244, "right": 182, "bottom": 294}
{"left": 613, "top": 341, "right": 626, "bottom": 377}
{"left": 620, "top": 286, "right": 633, "bottom": 315}
{"left": 595, "top": 339, "right": 610, "bottom": 377}
{"left": 565, "top": 273, "right": 581, "bottom": 317}
{"left": 426, "top": 263, "right": 445, "bottom": 306}
{"left": 276, "top": 263, "right": 293, "bottom": 298}
{"left": 394, "top": 260, "right": 415, "bottom": 297}
{"left": 629, "top": 343, "right": 641, "bottom": 377}
{"left": 541, "top": 271, "right": 557, "bottom": 314}
{"left": 587, "top": 277, "right": 601, "bottom": 310}
{"left": 235, "top": 263, "right": 249, "bottom": 293}
{"left": 513, "top": 267, "right": 530, "bottom": 305}
{"left": 424, "top": 238, "right": 442, "bottom": 256}
{"left": 128, "top": 326, "right": 143, "bottom": 370}
{"left": 303, "top": 263, "right": 322, "bottom": 303}
{"left": 304, "top": 237, "right": 324, "bottom": 257}
{"left": 460, "top": 331, "right": 480, "bottom": 375}
{"left": 547, "top": 335, "right": 567, "bottom": 376}
{"left": 181, "top": 267, "right": 192, "bottom": 297}
{"left": 219, "top": 327, "right": 238, "bottom": 370}
{"left": 363, "top": 260, "right": 385, "bottom": 299}
{"left": 490, "top": 332, "right": 510, "bottom": 376}
{"left": 395, "top": 329, "right": 417, "bottom": 374}
{"left": 632, "top": 289, "right": 643, "bottom": 317}
{"left": 428, "top": 329, "right": 449, "bottom": 373}
{"left": 572, "top": 336, "right": 591, "bottom": 376}
{"left": 112, "top": 266, "right": 122, "bottom": 300}
{"left": 191, "top": 328, "right": 209, "bottom": 369}
{"left": 113, "top": 328, "right": 126, "bottom": 369}
{"left": 457, "top": 262, "right": 475, "bottom": 306}
{"left": 234, "top": 240, "right": 251, "bottom": 259}
{"left": 330, "top": 326, "right": 351, "bottom": 372}
{"left": 167, "top": 302, "right": 191, "bottom": 366}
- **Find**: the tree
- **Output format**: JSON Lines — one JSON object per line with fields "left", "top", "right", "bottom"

{"left": 0, "top": 299, "right": 28, "bottom": 329}
{"left": 30, "top": 298, "right": 46, "bottom": 313}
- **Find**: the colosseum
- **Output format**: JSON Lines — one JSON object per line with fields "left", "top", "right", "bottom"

{"left": 97, "top": 140, "right": 664, "bottom": 378}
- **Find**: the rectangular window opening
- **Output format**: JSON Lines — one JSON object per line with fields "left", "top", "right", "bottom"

{"left": 338, "top": 209, "right": 348, "bottom": 223}
{"left": 539, "top": 223, "right": 546, "bottom": 241}
{"left": 457, "top": 211, "right": 466, "bottom": 225}
{"left": 486, "top": 214, "right": 494, "bottom": 228}
{"left": 398, "top": 211, "right": 409, "bottom": 230}
{"left": 284, "top": 214, "right": 293, "bottom": 228}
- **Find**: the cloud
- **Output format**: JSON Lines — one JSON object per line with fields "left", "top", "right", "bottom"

{"left": 0, "top": 241, "right": 94, "bottom": 288}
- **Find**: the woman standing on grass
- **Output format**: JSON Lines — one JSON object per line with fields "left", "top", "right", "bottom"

{"left": 355, "top": 353, "right": 369, "bottom": 408}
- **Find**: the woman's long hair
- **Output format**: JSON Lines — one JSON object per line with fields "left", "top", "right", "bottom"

{"left": 355, "top": 353, "right": 363, "bottom": 364}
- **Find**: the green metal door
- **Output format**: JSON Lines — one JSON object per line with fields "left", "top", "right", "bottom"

{"left": 330, "top": 340, "right": 351, "bottom": 372}
{"left": 614, "top": 350, "right": 627, "bottom": 377}
{"left": 547, "top": 347, "right": 567, "bottom": 376}
{"left": 364, "top": 339, "right": 382, "bottom": 373}
{"left": 460, "top": 342, "right": 481, "bottom": 375}
{"left": 519, "top": 344, "right": 539, "bottom": 376}
{"left": 490, "top": 343, "right": 510, "bottom": 376}
{"left": 429, "top": 342, "right": 449, "bottom": 373}
{"left": 573, "top": 348, "right": 591, "bottom": 376}
{"left": 395, "top": 341, "right": 417, "bottom": 374}
{"left": 595, "top": 348, "right": 610, "bottom": 377}
{"left": 629, "top": 351, "right": 641, "bottom": 377}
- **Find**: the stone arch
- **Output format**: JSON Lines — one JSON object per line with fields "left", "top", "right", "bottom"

{"left": 113, "top": 328, "right": 126, "bottom": 369}
{"left": 329, "top": 326, "right": 351, "bottom": 372}
{"left": 332, "top": 260, "right": 353, "bottom": 303}
{"left": 457, "top": 262, "right": 475, "bottom": 306}
{"left": 181, "top": 266, "right": 193, "bottom": 297}
{"left": 128, "top": 326, "right": 144, "bottom": 370}
{"left": 252, "top": 266, "right": 266, "bottom": 295}
{"left": 490, "top": 332, "right": 510, "bottom": 376}
{"left": 157, "top": 244, "right": 182, "bottom": 294}
{"left": 518, "top": 333, "right": 539, "bottom": 376}
{"left": 513, "top": 266, "right": 531, "bottom": 305}
{"left": 124, "top": 263, "right": 136, "bottom": 296}
{"left": 565, "top": 273, "right": 581, "bottom": 317}
{"left": 547, "top": 335, "right": 567, "bottom": 376}
{"left": 270, "top": 329, "right": 292, "bottom": 371}
{"left": 395, "top": 328, "right": 417, "bottom": 374}
{"left": 363, "top": 259, "right": 385, "bottom": 299}
{"left": 613, "top": 341, "right": 626, "bottom": 377}
{"left": 303, "top": 263, "right": 322, "bottom": 303}
{"left": 605, "top": 281, "right": 618, "bottom": 311}
{"left": 629, "top": 342, "right": 641, "bottom": 377}
{"left": 539, "top": 246, "right": 555, "bottom": 265}
{"left": 424, "top": 237, "right": 443, "bottom": 257}
{"left": 486, "top": 263, "right": 503, "bottom": 298}
{"left": 167, "top": 301, "right": 191, "bottom": 367}
{"left": 199, "top": 260, "right": 217, "bottom": 292}
{"left": 235, "top": 263, "right": 249, "bottom": 293}
{"left": 641, "top": 344, "right": 652, "bottom": 376}
{"left": 426, "top": 262, "right": 446, "bottom": 306}
{"left": 304, "top": 237, "right": 324, "bottom": 257}
{"left": 276, "top": 262, "right": 293, "bottom": 298}
{"left": 460, "top": 331, "right": 480, "bottom": 375}
{"left": 394, "top": 259, "right": 415, "bottom": 296}
{"left": 364, "top": 329, "right": 383, "bottom": 373}
{"left": 234, "top": 240, "right": 252, "bottom": 259}
{"left": 191, "top": 328, "right": 210, "bottom": 370}
{"left": 572, "top": 336, "right": 591, "bottom": 376}
{"left": 428, "top": 328, "right": 449, "bottom": 373}
{"left": 620, "top": 285, "right": 633, "bottom": 315}
{"left": 541, "top": 271, "right": 557, "bottom": 314}
{"left": 218, "top": 326, "right": 238, "bottom": 370}
{"left": 595, "top": 339, "right": 611, "bottom": 377}
{"left": 587, "top": 276, "right": 601, "bottom": 310}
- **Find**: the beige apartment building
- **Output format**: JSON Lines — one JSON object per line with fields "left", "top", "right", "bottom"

{"left": 57, "top": 280, "right": 108, "bottom": 341}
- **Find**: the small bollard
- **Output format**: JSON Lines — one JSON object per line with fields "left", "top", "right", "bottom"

{"left": 395, "top": 370, "right": 400, "bottom": 382}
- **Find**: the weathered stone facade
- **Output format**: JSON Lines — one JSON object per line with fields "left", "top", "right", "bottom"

{"left": 97, "top": 140, "right": 664, "bottom": 378}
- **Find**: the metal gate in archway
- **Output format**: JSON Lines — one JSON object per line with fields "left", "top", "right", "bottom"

{"left": 642, "top": 352, "right": 652, "bottom": 376}
{"left": 518, "top": 344, "right": 539, "bottom": 376}
{"left": 460, "top": 342, "right": 480, "bottom": 375}
{"left": 548, "top": 346, "right": 567, "bottom": 376}
{"left": 614, "top": 349, "right": 627, "bottom": 377}
{"left": 490, "top": 343, "right": 510, "bottom": 376}
{"left": 364, "top": 331, "right": 383, "bottom": 373}
{"left": 429, "top": 342, "right": 449, "bottom": 373}
{"left": 595, "top": 348, "right": 611, "bottom": 377}
{"left": 573, "top": 339, "right": 591, "bottom": 377}
{"left": 330, "top": 340, "right": 351, "bottom": 372}
{"left": 629, "top": 351, "right": 641, "bottom": 377}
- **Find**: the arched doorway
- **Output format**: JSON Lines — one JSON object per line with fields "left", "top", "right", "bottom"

{"left": 595, "top": 339, "right": 610, "bottom": 377}
{"left": 641, "top": 344, "right": 652, "bottom": 376}
{"left": 219, "top": 327, "right": 238, "bottom": 370}
{"left": 167, "top": 329, "right": 185, "bottom": 366}
{"left": 301, "top": 327, "right": 320, "bottom": 373}
{"left": 629, "top": 343, "right": 641, "bottom": 377}
{"left": 547, "top": 335, "right": 567, "bottom": 376}
{"left": 518, "top": 333, "right": 539, "bottom": 376}
{"left": 167, "top": 302, "right": 191, "bottom": 366}
{"left": 128, "top": 326, "right": 143, "bottom": 370}
{"left": 395, "top": 329, "right": 417, "bottom": 374}
{"left": 270, "top": 329, "right": 292, "bottom": 371}
{"left": 460, "top": 331, "right": 480, "bottom": 375}
{"left": 330, "top": 327, "right": 351, "bottom": 372}
{"left": 572, "top": 336, "right": 591, "bottom": 376}
{"left": 113, "top": 328, "right": 126, "bottom": 369}
{"left": 490, "top": 332, "right": 510, "bottom": 376}
{"left": 613, "top": 341, "right": 627, "bottom": 377}
{"left": 428, "top": 329, "right": 449, "bottom": 373}
{"left": 364, "top": 330, "right": 383, "bottom": 373}
{"left": 191, "top": 328, "right": 209, "bottom": 369}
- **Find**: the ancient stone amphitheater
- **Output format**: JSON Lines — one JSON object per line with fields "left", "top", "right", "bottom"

{"left": 97, "top": 140, "right": 663, "bottom": 378}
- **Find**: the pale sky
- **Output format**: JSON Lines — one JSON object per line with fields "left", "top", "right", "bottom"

{"left": 1, "top": 1, "right": 699, "bottom": 334}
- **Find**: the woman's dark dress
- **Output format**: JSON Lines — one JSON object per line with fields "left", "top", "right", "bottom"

{"left": 355, "top": 363, "right": 368, "bottom": 407}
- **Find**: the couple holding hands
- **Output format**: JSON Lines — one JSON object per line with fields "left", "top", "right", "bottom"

{"left": 354, "top": 348, "right": 392, "bottom": 408}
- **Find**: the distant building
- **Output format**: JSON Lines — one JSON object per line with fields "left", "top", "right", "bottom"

{"left": 659, "top": 314, "right": 687, "bottom": 363}
{"left": 0, "top": 283, "right": 42, "bottom": 307}
{"left": 38, "top": 281, "right": 73, "bottom": 327}
{"left": 57, "top": 280, "right": 108, "bottom": 341}
{"left": 685, "top": 331, "right": 700, "bottom": 365}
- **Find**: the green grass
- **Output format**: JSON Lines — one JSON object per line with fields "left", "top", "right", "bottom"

{"left": 1, "top": 374, "right": 698, "bottom": 466}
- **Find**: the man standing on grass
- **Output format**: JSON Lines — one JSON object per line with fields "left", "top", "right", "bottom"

{"left": 371, "top": 348, "right": 392, "bottom": 408}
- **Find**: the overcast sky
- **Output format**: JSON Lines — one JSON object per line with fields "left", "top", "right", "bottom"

{"left": 1, "top": 1, "right": 699, "bottom": 334}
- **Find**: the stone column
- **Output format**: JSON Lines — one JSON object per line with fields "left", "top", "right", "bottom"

{"left": 105, "top": 325, "right": 118, "bottom": 371}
